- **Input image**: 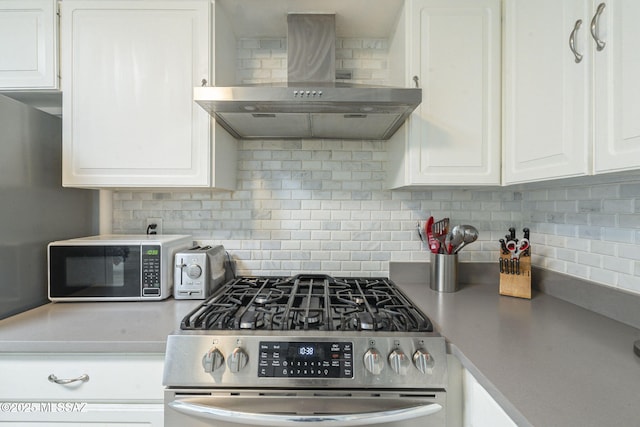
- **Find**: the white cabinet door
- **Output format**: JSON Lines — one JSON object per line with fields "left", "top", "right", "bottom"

{"left": 594, "top": 0, "right": 640, "bottom": 173}
{"left": 389, "top": 0, "right": 501, "bottom": 188}
{"left": 60, "top": 0, "right": 233, "bottom": 188}
{"left": 0, "top": 0, "right": 57, "bottom": 89}
{"left": 503, "top": 0, "right": 592, "bottom": 184}
{"left": 462, "top": 368, "right": 517, "bottom": 427}
{"left": 0, "top": 353, "right": 164, "bottom": 426}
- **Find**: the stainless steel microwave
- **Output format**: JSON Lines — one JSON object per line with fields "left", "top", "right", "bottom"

{"left": 47, "top": 235, "right": 192, "bottom": 302}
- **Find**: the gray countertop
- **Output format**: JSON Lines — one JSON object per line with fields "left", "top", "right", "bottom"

{"left": 0, "top": 299, "right": 201, "bottom": 353}
{"left": 2, "top": 273, "right": 640, "bottom": 426}
{"left": 393, "top": 272, "right": 640, "bottom": 427}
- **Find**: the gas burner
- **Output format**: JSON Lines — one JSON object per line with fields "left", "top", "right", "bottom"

{"left": 355, "top": 312, "right": 376, "bottom": 330}
{"left": 238, "top": 309, "right": 264, "bottom": 329}
{"left": 295, "top": 309, "right": 323, "bottom": 326}
{"left": 180, "top": 274, "right": 433, "bottom": 333}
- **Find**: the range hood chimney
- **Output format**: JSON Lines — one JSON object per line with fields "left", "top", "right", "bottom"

{"left": 194, "top": 14, "right": 421, "bottom": 140}
{"left": 287, "top": 14, "right": 335, "bottom": 84}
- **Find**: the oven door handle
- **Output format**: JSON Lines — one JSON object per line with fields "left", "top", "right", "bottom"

{"left": 169, "top": 397, "right": 442, "bottom": 426}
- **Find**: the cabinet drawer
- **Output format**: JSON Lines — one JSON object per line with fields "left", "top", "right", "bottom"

{"left": 0, "top": 353, "right": 164, "bottom": 401}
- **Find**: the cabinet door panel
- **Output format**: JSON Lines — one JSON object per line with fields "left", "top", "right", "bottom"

{"left": 462, "top": 369, "right": 517, "bottom": 427}
{"left": 61, "top": 0, "right": 210, "bottom": 187}
{"left": 0, "top": 354, "right": 164, "bottom": 400}
{"left": 408, "top": 0, "right": 501, "bottom": 185}
{"left": 0, "top": 0, "right": 57, "bottom": 89}
{"left": 503, "top": 0, "right": 591, "bottom": 184}
{"left": 594, "top": 0, "right": 640, "bottom": 172}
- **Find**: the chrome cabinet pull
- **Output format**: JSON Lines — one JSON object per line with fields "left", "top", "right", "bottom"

{"left": 569, "top": 19, "right": 584, "bottom": 63}
{"left": 48, "top": 373, "right": 89, "bottom": 385}
{"left": 590, "top": 2, "right": 606, "bottom": 51}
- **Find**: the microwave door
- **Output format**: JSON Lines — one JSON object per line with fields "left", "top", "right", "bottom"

{"left": 49, "top": 245, "right": 142, "bottom": 299}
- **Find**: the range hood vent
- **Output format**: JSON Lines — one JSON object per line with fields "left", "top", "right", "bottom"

{"left": 195, "top": 14, "right": 421, "bottom": 140}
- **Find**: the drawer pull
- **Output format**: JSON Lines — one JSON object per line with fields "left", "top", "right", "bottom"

{"left": 48, "top": 374, "right": 89, "bottom": 385}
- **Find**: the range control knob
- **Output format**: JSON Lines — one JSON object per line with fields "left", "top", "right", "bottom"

{"left": 202, "top": 347, "right": 224, "bottom": 373}
{"left": 388, "top": 349, "right": 410, "bottom": 375}
{"left": 227, "top": 347, "right": 249, "bottom": 373}
{"left": 186, "top": 264, "right": 202, "bottom": 279}
{"left": 363, "top": 348, "right": 384, "bottom": 375}
{"left": 413, "top": 349, "right": 435, "bottom": 374}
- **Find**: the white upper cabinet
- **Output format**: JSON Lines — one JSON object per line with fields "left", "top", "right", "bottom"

{"left": 60, "top": 0, "right": 236, "bottom": 189}
{"left": 504, "top": 0, "right": 640, "bottom": 183}
{"left": 0, "top": 0, "right": 57, "bottom": 89}
{"left": 593, "top": 0, "right": 640, "bottom": 173}
{"left": 503, "top": 0, "right": 591, "bottom": 184}
{"left": 388, "top": 0, "right": 501, "bottom": 188}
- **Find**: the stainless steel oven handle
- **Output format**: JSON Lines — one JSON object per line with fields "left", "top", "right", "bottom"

{"left": 169, "top": 398, "right": 442, "bottom": 426}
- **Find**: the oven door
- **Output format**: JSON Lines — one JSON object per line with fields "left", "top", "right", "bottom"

{"left": 165, "top": 389, "right": 446, "bottom": 427}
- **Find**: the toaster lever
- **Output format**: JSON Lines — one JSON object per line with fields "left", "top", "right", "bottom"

{"left": 176, "top": 257, "right": 186, "bottom": 285}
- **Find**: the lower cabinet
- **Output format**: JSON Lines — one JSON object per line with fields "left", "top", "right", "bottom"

{"left": 0, "top": 353, "right": 164, "bottom": 426}
{"left": 462, "top": 368, "right": 517, "bottom": 427}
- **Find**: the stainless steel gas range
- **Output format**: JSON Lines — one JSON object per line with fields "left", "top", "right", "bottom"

{"left": 163, "top": 274, "right": 448, "bottom": 426}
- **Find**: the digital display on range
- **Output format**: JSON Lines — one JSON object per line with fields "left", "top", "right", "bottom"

{"left": 258, "top": 341, "right": 353, "bottom": 379}
{"left": 289, "top": 343, "right": 322, "bottom": 359}
{"left": 297, "top": 345, "right": 314, "bottom": 357}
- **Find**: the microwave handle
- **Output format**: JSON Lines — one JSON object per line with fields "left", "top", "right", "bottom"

{"left": 169, "top": 398, "right": 442, "bottom": 426}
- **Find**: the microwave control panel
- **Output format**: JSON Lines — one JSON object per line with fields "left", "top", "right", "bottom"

{"left": 141, "top": 245, "right": 161, "bottom": 295}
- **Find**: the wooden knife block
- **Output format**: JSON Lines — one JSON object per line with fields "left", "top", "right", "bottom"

{"left": 499, "top": 254, "right": 531, "bottom": 299}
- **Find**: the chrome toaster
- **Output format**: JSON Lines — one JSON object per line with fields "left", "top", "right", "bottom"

{"left": 174, "top": 245, "right": 226, "bottom": 299}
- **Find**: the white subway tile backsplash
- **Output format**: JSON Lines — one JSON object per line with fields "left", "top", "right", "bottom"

{"left": 603, "top": 227, "right": 635, "bottom": 243}
{"left": 621, "top": 183, "right": 640, "bottom": 197}
{"left": 111, "top": 37, "right": 640, "bottom": 290}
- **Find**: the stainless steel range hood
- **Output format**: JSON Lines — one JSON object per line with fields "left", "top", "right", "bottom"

{"left": 195, "top": 14, "right": 421, "bottom": 140}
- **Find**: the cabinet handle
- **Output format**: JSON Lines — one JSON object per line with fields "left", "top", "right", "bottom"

{"left": 569, "top": 19, "right": 584, "bottom": 63}
{"left": 48, "top": 374, "right": 89, "bottom": 385}
{"left": 590, "top": 3, "right": 606, "bottom": 51}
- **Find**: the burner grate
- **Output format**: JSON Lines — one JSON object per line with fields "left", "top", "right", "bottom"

{"left": 180, "top": 274, "right": 433, "bottom": 332}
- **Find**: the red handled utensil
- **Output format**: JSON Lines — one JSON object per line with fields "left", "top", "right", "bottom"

{"left": 506, "top": 238, "right": 529, "bottom": 259}
{"left": 425, "top": 216, "right": 440, "bottom": 254}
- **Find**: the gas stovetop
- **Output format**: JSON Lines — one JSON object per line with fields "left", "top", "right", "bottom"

{"left": 180, "top": 274, "right": 433, "bottom": 333}
{"left": 164, "top": 274, "right": 446, "bottom": 390}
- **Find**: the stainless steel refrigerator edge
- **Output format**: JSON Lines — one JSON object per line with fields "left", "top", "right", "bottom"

{"left": 0, "top": 95, "right": 98, "bottom": 320}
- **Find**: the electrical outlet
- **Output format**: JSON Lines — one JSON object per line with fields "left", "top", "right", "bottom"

{"left": 145, "top": 218, "right": 163, "bottom": 235}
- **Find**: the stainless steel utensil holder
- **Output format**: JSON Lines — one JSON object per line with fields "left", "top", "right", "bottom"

{"left": 430, "top": 253, "right": 458, "bottom": 292}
